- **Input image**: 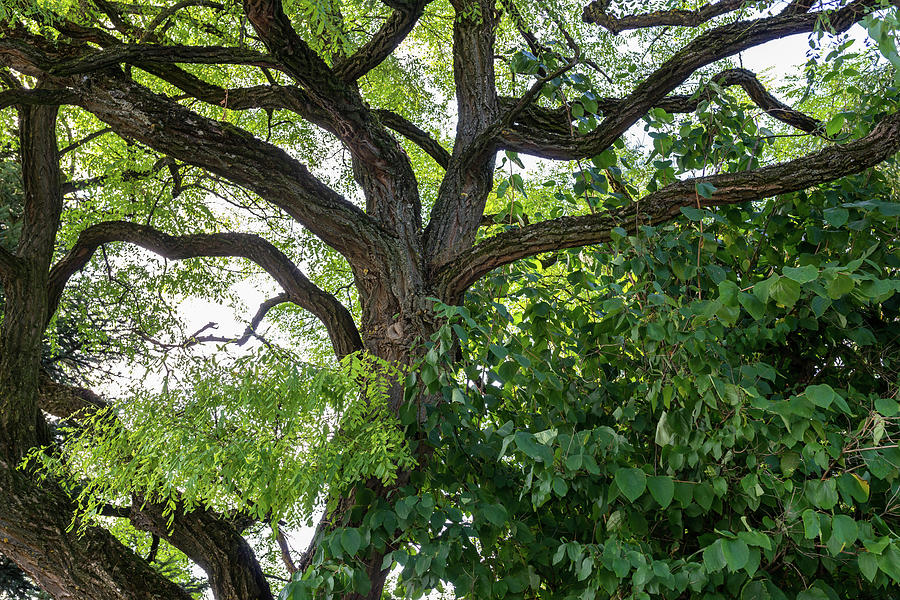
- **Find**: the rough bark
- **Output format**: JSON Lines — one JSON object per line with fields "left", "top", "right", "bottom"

{"left": 439, "top": 109, "right": 900, "bottom": 298}
{"left": 0, "top": 101, "right": 200, "bottom": 600}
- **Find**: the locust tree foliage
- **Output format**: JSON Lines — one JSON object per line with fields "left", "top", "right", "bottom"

{"left": 1, "top": 0, "right": 900, "bottom": 599}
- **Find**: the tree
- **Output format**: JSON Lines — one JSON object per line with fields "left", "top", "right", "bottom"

{"left": 1, "top": 0, "right": 900, "bottom": 599}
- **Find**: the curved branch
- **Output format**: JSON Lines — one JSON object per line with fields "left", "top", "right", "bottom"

{"left": 37, "top": 373, "right": 109, "bottom": 419}
{"left": 583, "top": 0, "right": 747, "bottom": 34}
{"left": 439, "top": 109, "right": 900, "bottom": 299}
{"left": 499, "top": 0, "right": 889, "bottom": 160}
{"left": 139, "top": 0, "right": 225, "bottom": 43}
{"left": 374, "top": 109, "right": 451, "bottom": 168}
{"left": 333, "top": 0, "right": 431, "bottom": 82}
{"left": 0, "top": 88, "right": 79, "bottom": 110}
{"left": 48, "top": 222, "right": 363, "bottom": 358}
{"left": 424, "top": 0, "right": 501, "bottom": 269}
{"left": 501, "top": 67, "right": 822, "bottom": 143}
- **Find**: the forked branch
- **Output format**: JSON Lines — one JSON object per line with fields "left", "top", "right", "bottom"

{"left": 334, "top": 0, "right": 432, "bottom": 81}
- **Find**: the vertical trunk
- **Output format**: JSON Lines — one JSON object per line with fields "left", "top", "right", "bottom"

{"left": 0, "top": 102, "right": 197, "bottom": 600}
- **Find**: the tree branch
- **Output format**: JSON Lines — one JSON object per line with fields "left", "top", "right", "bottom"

{"left": 374, "top": 109, "right": 451, "bottom": 168}
{"left": 583, "top": 0, "right": 747, "bottom": 34}
{"left": 333, "top": 0, "right": 431, "bottom": 82}
{"left": 37, "top": 373, "right": 109, "bottom": 419}
{"left": 439, "top": 109, "right": 900, "bottom": 299}
{"left": 243, "top": 0, "right": 422, "bottom": 233}
{"left": 0, "top": 30, "right": 387, "bottom": 263}
{"left": 0, "top": 88, "right": 79, "bottom": 111}
{"left": 0, "top": 247, "right": 21, "bottom": 281}
{"left": 500, "top": 67, "right": 823, "bottom": 142}
{"left": 48, "top": 222, "right": 363, "bottom": 358}
{"left": 186, "top": 294, "right": 292, "bottom": 347}
{"left": 424, "top": 0, "right": 501, "bottom": 270}
{"left": 34, "top": 375, "right": 275, "bottom": 600}
{"left": 499, "top": 0, "right": 891, "bottom": 161}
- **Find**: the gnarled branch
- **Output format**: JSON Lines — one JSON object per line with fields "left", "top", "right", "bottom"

{"left": 583, "top": 0, "right": 747, "bottom": 34}
{"left": 499, "top": 0, "right": 889, "bottom": 161}
{"left": 48, "top": 222, "right": 363, "bottom": 358}
{"left": 374, "top": 109, "right": 451, "bottom": 168}
{"left": 334, "top": 0, "right": 431, "bottom": 82}
{"left": 439, "top": 109, "right": 900, "bottom": 299}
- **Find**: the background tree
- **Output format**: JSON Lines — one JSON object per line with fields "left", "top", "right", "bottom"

{"left": 0, "top": 1, "right": 900, "bottom": 600}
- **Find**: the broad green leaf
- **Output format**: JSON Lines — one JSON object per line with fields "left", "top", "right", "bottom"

{"left": 829, "top": 515, "right": 858, "bottom": 551}
{"left": 341, "top": 528, "right": 361, "bottom": 556}
{"left": 723, "top": 538, "right": 750, "bottom": 572}
{"left": 783, "top": 265, "right": 818, "bottom": 283}
{"left": 875, "top": 398, "right": 899, "bottom": 417}
{"left": 802, "top": 509, "right": 820, "bottom": 539}
{"left": 615, "top": 468, "right": 647, "bottom": 502}
{"left": 805, "top": 384, "right": 837, "bottom": 409}
{"left": 647, "top": 476, "right": 674, "bottom": 508}
{"left": 769, "top": 276, "right": 802, "bottom": 308}
{"left": 859, "top": 552, "right": 878, "bottom": 581}
{"left": 703, "top": 540, "right": 726, "bottom": 572}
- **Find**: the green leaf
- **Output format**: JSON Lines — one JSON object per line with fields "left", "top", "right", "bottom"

{"left": 826, "top": 273, "right": 855, "bottom": 298}
{"left": 703, "top": 540, "right": 726, "bottom": 572}
{"left": 695, "top": 181, "right": 717, "bottom": 198}
{"left": 825, "top": 113, "right": 845, "bottom": 136}
{"left": 829, "top": 514, "right": 858, "bottom": 550}
{"left": 769, "top": 276, "right": 801, "bottom": 308}
{"left": 875, "top": 398, "right": 900, "bottom": 417}
{"left": 680, "top": 206, "right": 707, "bottom": 221}
{"left": 741, "top": 580, "right": 772, "bottom": 600}
{"left": 647, "top": 476, "right": 674, "bottom": 508}
{"left": 823, "top": 207, "right": 849, "bottom": 228}
{"left": 739, "top": 293, "right": 766, "bottom": 321}
{"left": 341, "top": 528, "right": 361, "bottom": 556}
{"left": 723, "top": 538, "right": 750, "bottom": 572}
{"left": 615, "top": 467, "right": 647, "bottom": 502}
{"left": 482, "top": 503, "right": 508, "bottom": 527}
{"left": 797, "top": 587, "right": 829, "bottom": 600}
{"left": 877, "top": 544, "right": 900, "bottom": 583}
{"left": 783, "top": 265, "right": 818, "bottom": 283}
{"left": 859, "top": 552, "right": 878, "bottom": 581}
{"left": 780, "top": 452, "right": 801, "bottom": 476}
{"left": 655, "top": 412, "right": 674, "bottom": 446}
{"left": 802, "top": 509, "right": 820, "bottom": 539}
{"left": 805, "top": 384, "right": 837, "bottom": 409}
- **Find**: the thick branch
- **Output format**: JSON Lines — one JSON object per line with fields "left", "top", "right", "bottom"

{"left": 500, "top": 0, "right": 890, "bottom": 160}
{"left": 0, "top": 88, "right": 79, "bottom": 110}
{"left": 500, "top": 67, "right": 822, "bottom": 144}
{"left": 374, "top": 109, "right": 451, "bottom": 168}
{"left": 243, "top": 0, "right": 422, "bottom": 234}
{"left": 333, "top": 1, "right": 431, "bottom": 82}
{"left": 583, "top": 0, "right": 747, "bottom": 34}
{"left": 49, "top": 45, "right": 281, "bottom": 76}
{"left": 440, "top": 109, "right": 900, "bottom": 299}
{"left": 0, "top": 247, "right": 20, "bottom": 281}
{"left": 48, "top": 222, "right": 363, "bottom": 358}
{"left": 37, "top": 374, "right": 109, "bottom": 419}
{"left": 424, "top": 0, "right": 501, "bottom": 270}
